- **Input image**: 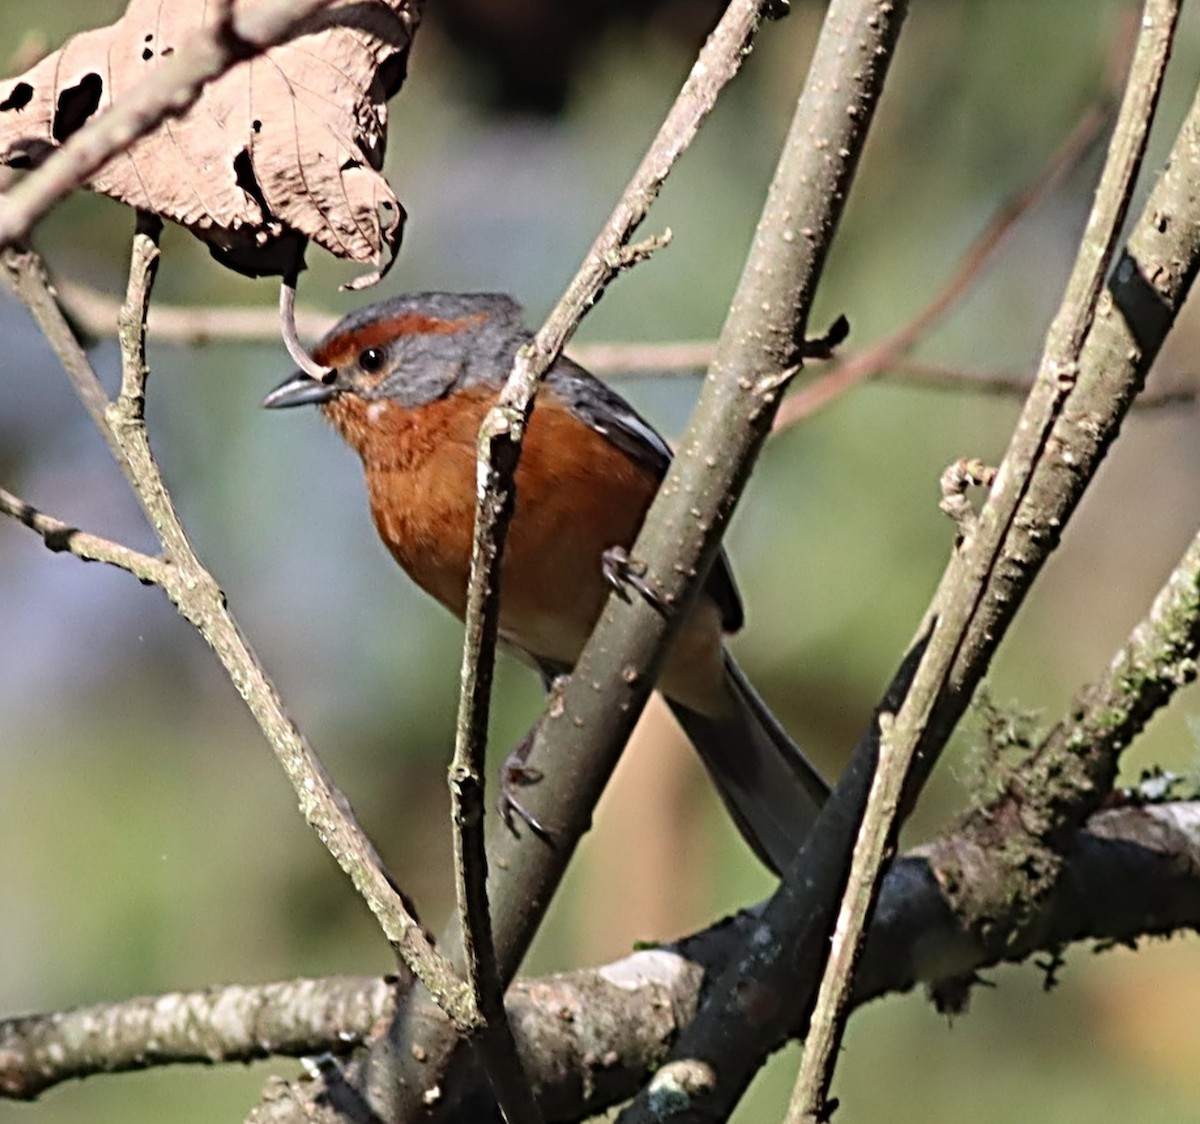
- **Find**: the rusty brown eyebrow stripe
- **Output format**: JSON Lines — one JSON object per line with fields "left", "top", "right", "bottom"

{"left": 314, "top": 312, "right": 488, "bottom": 368}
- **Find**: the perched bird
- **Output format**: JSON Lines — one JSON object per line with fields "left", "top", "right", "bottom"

{"left": 265, "top": 292, "right": 828, "bottom": 874}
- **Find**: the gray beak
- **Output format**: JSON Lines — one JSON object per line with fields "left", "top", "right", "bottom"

{"left": 263, "top": 371, "right": 337, "bottom": 409}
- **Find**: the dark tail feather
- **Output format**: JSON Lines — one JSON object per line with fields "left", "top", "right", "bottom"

{"left": 666, "top": 652, "right": 829, "bottom": 875}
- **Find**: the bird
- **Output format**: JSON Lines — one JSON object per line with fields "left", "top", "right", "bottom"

{"left": 264, "top": 291, "right": 828, "bottom": 875}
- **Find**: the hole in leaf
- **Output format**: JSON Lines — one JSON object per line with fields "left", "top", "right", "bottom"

{"left": 233, "top": 148, "right": 271, "bottom": 219}
{"left": 52, "top": 73, "right": 102, "bottom": 142}
{"left": 0, "top": 83, "right": 33, "bottom": 112}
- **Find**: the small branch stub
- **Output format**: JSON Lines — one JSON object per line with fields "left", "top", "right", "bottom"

{"left": 939, "top": 457, "right": 998, "bottom": 533}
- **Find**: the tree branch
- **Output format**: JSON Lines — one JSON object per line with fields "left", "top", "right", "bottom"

{"left": 638, "top": 5, "right": 1191, "bottom": 1121}
{"left": 931, "top": 511, "right": 1200, "bottom": 936}
{"left": 438, "top": 5, "right": 778, "bottom": 1121}
{"left": 786, "top": 13, "right": 1178, "bottom": 1117}
{"left": 46, "top": 283, "right": 1200, "bottom": 410}
{"left": 0, "top": 0, "right": 349, "bottom": 252}
{"left": 0, "top": 485, "right": 171, "bottom": 583}
{"left": 11, "top": 800, "right": 1200, "bottom": 1116}
{"left": 324, "top": 4, "right": 790, "bottom": 1123}
{"left": 2, "top": 238, "right": 473, "bottom": 1032}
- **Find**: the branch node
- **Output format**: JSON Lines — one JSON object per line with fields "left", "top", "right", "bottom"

{"left": 800, "top": 313, "right": 850, "bottom": 360}
{"left": 607, "top": 228, "right": 673, "bottom": 272}
{"left": 938, "top": 457, "right": 997, "bottom": 533}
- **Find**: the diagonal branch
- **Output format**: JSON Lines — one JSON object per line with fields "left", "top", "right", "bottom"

{"left": 648, "top": 5, "right": 1190, "bottom": 1122}
{"left": 786, "top": 14, "right": 1177, "bottom": 1116}
{"left": 2, "top": 238, "right": 475, "bottom": 1032}
{"left": 435, "top": 2, "right": 788, "bottom": 1122}
{"left": 0, "top": 0, "right": 346, "bottom": 253}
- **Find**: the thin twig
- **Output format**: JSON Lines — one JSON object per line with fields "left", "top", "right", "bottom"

{"left": 447, "top": 423, "right": 543, "bottom": 1123}
{"left": 785, "top": 713, "right": 900, "bottom": 1124}
{"left": 45, "top": 282, "right": 1200, "bottom": 413}
{"left": 0, "top": 486, "right": 171, "bottom": 583}
{"left": 781, "top": 5, "right": 1180, "bottom": 1121}
{"left": 46, "top": 275, "right": 1200, "bottom": 412}
{"left": 881, "top": 358, "right": 1199, "bottom": 408}
{"left": 2, "top": 240, "right": 477, "bottom": 1031}
{"left": 353, "top": 3, "right": 800, "bottom": 1121}
{"left": 53, "top": 276, "right": 334, "bottom": 344}
{"left": 0, "top": 0, "right": 341, "bottom": 252}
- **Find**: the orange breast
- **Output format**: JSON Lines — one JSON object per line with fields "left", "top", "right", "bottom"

{"left": 328, "top": 385, "right": 660, "bottom": 667}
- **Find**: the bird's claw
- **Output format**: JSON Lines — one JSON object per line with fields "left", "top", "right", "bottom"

{"left": 498, "top": 751, "right": 553, "bottom": 843}
{"left": 602, "top": 546, "right": 666, "bottom": 614}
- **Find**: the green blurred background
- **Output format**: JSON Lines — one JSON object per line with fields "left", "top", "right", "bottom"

{"left": 2, "top": 1, "right": 1200, "bottom": 1121}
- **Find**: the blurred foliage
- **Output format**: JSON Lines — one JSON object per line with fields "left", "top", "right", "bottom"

{"left": 3, "top": 1, "right": 1200, "bottom": 1122}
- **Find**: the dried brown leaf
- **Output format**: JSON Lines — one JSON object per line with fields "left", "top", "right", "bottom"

{"left": 0, "top": 0, "right": 417, "bottom": 280}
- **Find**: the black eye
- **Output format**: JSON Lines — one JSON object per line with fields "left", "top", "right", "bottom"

{"left": 358, "top": 346, "right": 386, "bottom": 373}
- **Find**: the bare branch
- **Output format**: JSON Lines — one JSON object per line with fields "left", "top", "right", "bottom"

{"left": 0, "top": 0, "right": 343, "bottom": 253}
{"left": 48, "top": 284, "right": 1200, "bottom": 414}
{"left": 602, "top": 0, "right": 907, "bottom": 1118}
{"left": 0, "top": 485, "right": 170, "bottom": 584}
{"left": 931, "top": 513, "right": 1200, "bottom": 933}
{"left": 654, "top": 5, "right": 1187, "bottom": 1122}
{"left": 1, "top": 976, "right": 395, "bottom": 1101}
{"left": 785, "top": 712, "right": 900, "bottom": 1124}
{"left": 792, "top": 5, "right": 1181, "bottom": 1120}
{"left": 438, "top": 3, "right": 785, "bottom": 1121}
{"left": 12, "top": 799, "right": 1200, "bottom": 1115}
{"left": 3, "top": 239, "right": 475, "bottom": 1031}
{"left": 53, "top": 276, "right": 334, "bottom": 344}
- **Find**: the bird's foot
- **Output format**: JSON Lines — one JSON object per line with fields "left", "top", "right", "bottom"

{"left": 498, "top": 737, "right": 553, "bottom": 843}
{"left": 602, "top": 546, "right": 666, "bottom": 614}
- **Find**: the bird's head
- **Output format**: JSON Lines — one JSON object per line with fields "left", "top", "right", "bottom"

{"left": 264, "top": 292, "right": 528, "bottom": 417}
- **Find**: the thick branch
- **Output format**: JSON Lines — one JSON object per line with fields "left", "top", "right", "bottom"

{"left": 11, "top": 801, "right": 1199, "bottom": 1115}
{"left": 1, "top": 976, "right": 394, "bottom": 1101}
{"left": 437, "top": 6, "right": 778, "bottom": 1121}
{"left": 624, "top": 4, "right": 1186, "bottom": 1122}
{"left": 931, "top": 516, "right": 1200, "bottom": 935}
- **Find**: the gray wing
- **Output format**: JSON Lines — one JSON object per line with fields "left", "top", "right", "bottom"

{"left": 546, "top": 357, "right": 744, "bottom": 633}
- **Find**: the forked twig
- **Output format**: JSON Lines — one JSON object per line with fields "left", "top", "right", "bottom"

{"left": 784, "top": 4, "right": 1180, "bottom": 1120}
{"left": 0, "top": 237, "right": 479, "bottom": 1033}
